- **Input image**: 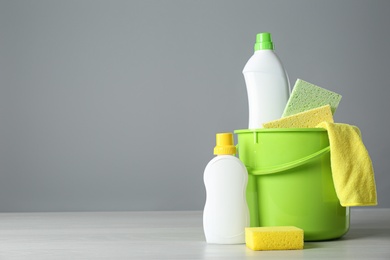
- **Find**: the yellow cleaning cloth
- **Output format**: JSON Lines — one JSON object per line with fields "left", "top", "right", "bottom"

{"left": 316, "top": 121, "right": 377, "bottom": 206}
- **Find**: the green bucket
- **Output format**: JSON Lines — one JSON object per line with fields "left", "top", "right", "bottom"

{"left": 234, "top": 128, "right": 349, "bottom": 241}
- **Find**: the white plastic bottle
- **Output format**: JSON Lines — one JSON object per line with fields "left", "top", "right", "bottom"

{"left": 203, "top": 133, "right": 250, "bottom": 244}
{"left": 243, "top": 32, "right": 290, "bottom": 129}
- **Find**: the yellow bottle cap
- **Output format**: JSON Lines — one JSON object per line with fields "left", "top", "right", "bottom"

{"left": 214, "top": 133, "right": 236, "bottom": 155}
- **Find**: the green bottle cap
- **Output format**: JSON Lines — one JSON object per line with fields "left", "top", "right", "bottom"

{"left": 254, "top": 32, "right": 274, "bottom": 51}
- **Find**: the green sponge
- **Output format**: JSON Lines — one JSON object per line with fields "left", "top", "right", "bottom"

{"left": 282, "top": 79, "right": 342, "bottom": 117}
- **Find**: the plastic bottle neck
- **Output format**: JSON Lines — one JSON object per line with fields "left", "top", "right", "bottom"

{"left": 254, "top": 49, "right": 274, "bottom": 53}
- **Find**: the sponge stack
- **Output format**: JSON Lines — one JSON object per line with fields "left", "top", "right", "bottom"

{"left": 282, "top": 79, "right": 342, "bottom": 117}
{"left": 245, "top": 226, "right": 304, "bottom": 251}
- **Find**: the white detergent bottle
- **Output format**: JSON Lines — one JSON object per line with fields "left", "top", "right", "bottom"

{"left": 243, "top": 32, "right": 290, "bottom": 129}
{"left": 203, "top": 133, "right": 250, "bottom": 244}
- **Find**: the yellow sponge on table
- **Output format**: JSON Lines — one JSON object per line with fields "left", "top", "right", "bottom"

{"left": 263, "top": 104, "right": 333, "bottom": 128}
{"left": 245, "top": 226, "right": 304, "bottom": 251}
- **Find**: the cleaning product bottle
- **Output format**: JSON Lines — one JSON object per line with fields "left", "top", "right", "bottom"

{"left": 243, "top": 32, "right": 290, "bottom": 129}
{"left": 203, "top": 133, "right": 249, "bottom": 244}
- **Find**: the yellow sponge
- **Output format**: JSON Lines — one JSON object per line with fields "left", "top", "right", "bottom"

{"left": 263, "top": 104, "right": 333, "bottom": 128}
{"left": 245, "top": 226, "right": 304, "bottom": 251}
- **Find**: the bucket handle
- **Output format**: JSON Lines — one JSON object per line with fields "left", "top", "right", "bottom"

{"left": 248, "top": 146, "right": 330, "bottom": 175}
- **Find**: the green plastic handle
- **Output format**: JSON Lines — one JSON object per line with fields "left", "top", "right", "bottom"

{"left": 248, "top": 146, "right": 330, "bottom": 175}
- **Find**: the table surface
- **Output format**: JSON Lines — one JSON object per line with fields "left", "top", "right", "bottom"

{"left": 0, "top": 208, "right": 389, "bottom": 259}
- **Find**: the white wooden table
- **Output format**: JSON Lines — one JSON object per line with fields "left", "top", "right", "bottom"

{"left": 0, "top": 209, "right": 389, "bottom": 259}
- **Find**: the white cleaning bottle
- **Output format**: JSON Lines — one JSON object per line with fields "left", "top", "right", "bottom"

{"left": 243, "top": 32, "right": 290, "bottom": 129}
{"left": 203, "top": 133, "right": 250, "bottom": 244}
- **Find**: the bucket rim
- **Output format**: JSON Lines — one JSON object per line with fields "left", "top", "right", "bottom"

{"left": 234, "top": 128, "right": 327, "bottom": 134}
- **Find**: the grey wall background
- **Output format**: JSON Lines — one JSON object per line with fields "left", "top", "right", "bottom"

{"left": 1, "top": 0, "right": 389, "bottom": 212}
